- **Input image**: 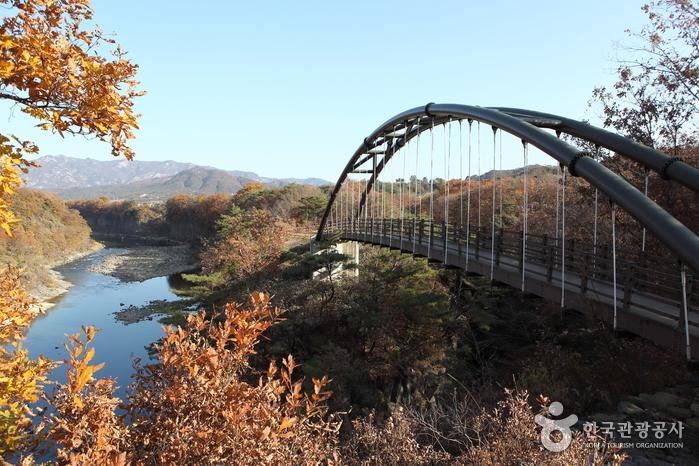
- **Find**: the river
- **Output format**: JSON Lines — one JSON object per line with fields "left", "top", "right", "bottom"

{"left": 24, "top": 247, "right": 186, "bottom": 398}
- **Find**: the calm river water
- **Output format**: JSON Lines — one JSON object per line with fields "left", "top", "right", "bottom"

{"left": 24, "top": 247, "right": 182, "bottom": 398}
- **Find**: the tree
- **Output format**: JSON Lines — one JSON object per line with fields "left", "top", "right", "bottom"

{"left": 0, "top": 267, "right": 54, "bottom": 456}
{"left": 590, "top": 0, "right": 699, "bottom": 250}
{"left": 0, "top": 0, "right": 142, "bottom": 457}
{"left": 592, "top": 0, "right": 699, "bottom": 153}
{"left": 0, "top": 136, "right": 35, "bottom": 236}
{"left": 201, "top": 207, "right": 289, "bottom": 285}
{"left": 292, "top": 194, "right": 327, "bottom": 223}
{"left": 266, "top": 247, "right": 453, "bottom": 410}
{"left": 0, "top": 0, "right": 143, "bottom": 160}
{"left": 232, "top": 181, "right": 266, "bottom": 205}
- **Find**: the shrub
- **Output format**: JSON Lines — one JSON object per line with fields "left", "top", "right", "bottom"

{"left": 47, "top": 293, "right": 341, "bottom": 465}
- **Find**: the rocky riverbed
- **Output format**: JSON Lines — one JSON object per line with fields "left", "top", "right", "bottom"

{"left": 114, "top": 298, "right": 199, "bottom": 325}
{"left": 88, "top": 244, "right": 198, "bottom": 282}
{"left": 583, "top": 371, "right": 699, "bottom": 465}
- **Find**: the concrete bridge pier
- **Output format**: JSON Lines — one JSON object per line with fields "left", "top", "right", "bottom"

{"left": 336, "top": 240, "right": 359, "bottom": 277}
{"left": 310, "top": 239, "right": 360, "bottom": 279}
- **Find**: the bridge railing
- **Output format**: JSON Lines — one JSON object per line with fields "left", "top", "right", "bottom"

{"left": 325, "top": 218, "right": 698, "bottom": 311}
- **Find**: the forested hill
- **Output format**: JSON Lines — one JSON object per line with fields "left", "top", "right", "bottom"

{"left": 0, "top": 189, "right": 94, "bottom": 290}
{"left": 480, "top": 164, "right": 556, "bottom": 179}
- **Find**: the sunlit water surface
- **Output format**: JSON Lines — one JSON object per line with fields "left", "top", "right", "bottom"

{"left": 24, "top": 248, "right": 181, "bottom": 398}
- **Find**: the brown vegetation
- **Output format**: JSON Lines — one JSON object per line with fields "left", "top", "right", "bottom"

{"left": 201, "top": 207, "right": 289, "bottom": 285}
{"left": 70, "top": 183, "right": 328, "bottom": 247}
{"left": 0, "top": 267, "right": 54, "bottom": 457}
{"left": 343, "top": 389, "right": 625, "bottom": 466}
{"left": 0, "top": 190, "right": 92, "bottom": 290}
{"left": 46, "top": 294, "right": 341, "bottom": 465}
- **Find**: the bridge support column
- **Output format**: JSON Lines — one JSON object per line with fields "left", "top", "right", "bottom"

{"left": 337, "top": 240, "right": 359, "bottom": 277}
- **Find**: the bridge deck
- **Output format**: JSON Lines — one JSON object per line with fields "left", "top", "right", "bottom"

{"left": 330, "top": 219, "right": 698, "bottom": 357}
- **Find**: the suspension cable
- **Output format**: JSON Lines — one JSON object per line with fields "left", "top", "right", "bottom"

{"left": 371, "top": 153, "right": 376, "bottom": 243}
{"left": 381, "top": 155, "right": 385, "bottom": 226}
{"left": 401, "top": 124, "right": 407, "bottom": 249}
{"left": 333, "top": 187, "right": 337, "bottom": 231}
{"left": 414, "top": 122, "right": 420, "bottom": 254}
{"left": 336, "top": 183, "right": 341, "bottom": 232}
{"left": 499, "top": 129, "right": 503, "bottom": 228}
{"left": 445, "top": 118, "right": 451, "bottom": 263}
{"left": 350, "top": 178, "right": 355, "bottom": 232}
{"left": 363, "top": 174, "right": 368, "bottom": 229}
{"left": 555, "top": 164, "right": 560, "bottom": 244}
{"left": 351, "top": 177, "right": 362, "bottom": 232}
{"left": 491, "top": 127, "right": 497, "bottom": 280}
{"left": 521, "top": 141, "right": 529, "bottom": 292}
{"left": 612, "top": 202, "right": 618, "bottom": 331}
{"left": 459, "top": 120, "right": 464, "bottom": 228}
{"left": 560, "top": 164, "right": 567, "bottom": 313}
{"left": 477, "top": 121, "right": 482, "bottom": 232}
{"left": 554, "top": 132, "right": 561, "bottom": 245}
{"left": 428, "top": 119, "right": 435, "bottom": 259}
{"left": 328, "top": 188, "right": 333, "bottom": 232}
{"left": 593, "top": 188, "right": 598, "bottom": 253}
{"left": 642, "top": 168, "right": 649, "bottom": 253}
{"left": 389, "top": 153, "right": 394, "bottom": 247}
{"left": 373, "top": 159, "right": 378, "bottom": 236}
{"left": 466, "top": 120, "right": 473, "bottom": 271}
{"left": 339, "top": 183, "right": 343, "bottom": 230}
{"left": 593, "top": 145, "right": 600, "bottom": 278}
{"left": 680, "top": 263, "right": 691, "bottom": 361}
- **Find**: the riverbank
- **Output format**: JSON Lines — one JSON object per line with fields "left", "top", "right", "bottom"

{"left": 30, "top": 240, "right": 104, "bottom": 310}
{"left": 88, "top": 244, "right": 198, "bottom": 282}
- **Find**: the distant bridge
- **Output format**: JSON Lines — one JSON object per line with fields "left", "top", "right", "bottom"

{"left": 316, "top": 104, "right": 699, "bottom": 361}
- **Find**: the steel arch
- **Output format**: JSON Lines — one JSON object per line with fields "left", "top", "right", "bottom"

{"left": 316, "top": 103, "right": 699, "bottom": 272}
{"left": 493, "top": 107, "right": 699, "bottom": 191}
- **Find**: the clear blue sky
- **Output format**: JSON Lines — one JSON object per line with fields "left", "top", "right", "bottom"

{"left": 4, "top": 1, "right": 649, "bottom": 180}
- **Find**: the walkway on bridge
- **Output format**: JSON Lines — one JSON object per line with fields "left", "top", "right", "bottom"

{"left": 331, "top": 218, "right": 699, "bottom": 354}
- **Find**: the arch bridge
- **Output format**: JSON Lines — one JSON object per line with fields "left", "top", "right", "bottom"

{"left": 316, "top": 103, "right": 699, "bottom": 361}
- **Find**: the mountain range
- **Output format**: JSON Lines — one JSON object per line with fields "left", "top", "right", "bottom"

{"left": 23, "top": 155, "right": 331, "bottom": 201}
{"left": 23, "top": 155, "right": 557, "bottom": 202}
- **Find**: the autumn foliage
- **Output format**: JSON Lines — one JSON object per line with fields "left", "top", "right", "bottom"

{"left": 0, "top": 190, "right": 93, "bottom": 292}
{"left": 47, "top": 293, "right": 341, "bottom": 465}
{"left": 49, "top": 327, "right": 125, "bottom": 465}
{"left": 0, "top": 0, "right": 143, "bottom": 159}
{"left": 0, "top": 136, "right": 35, "bottom": 236}
{"left": 201, "top": 207, "right": 289, "bottom": 284}
{"left": 0, "top": 267, "right": 53, "bottom": 456}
